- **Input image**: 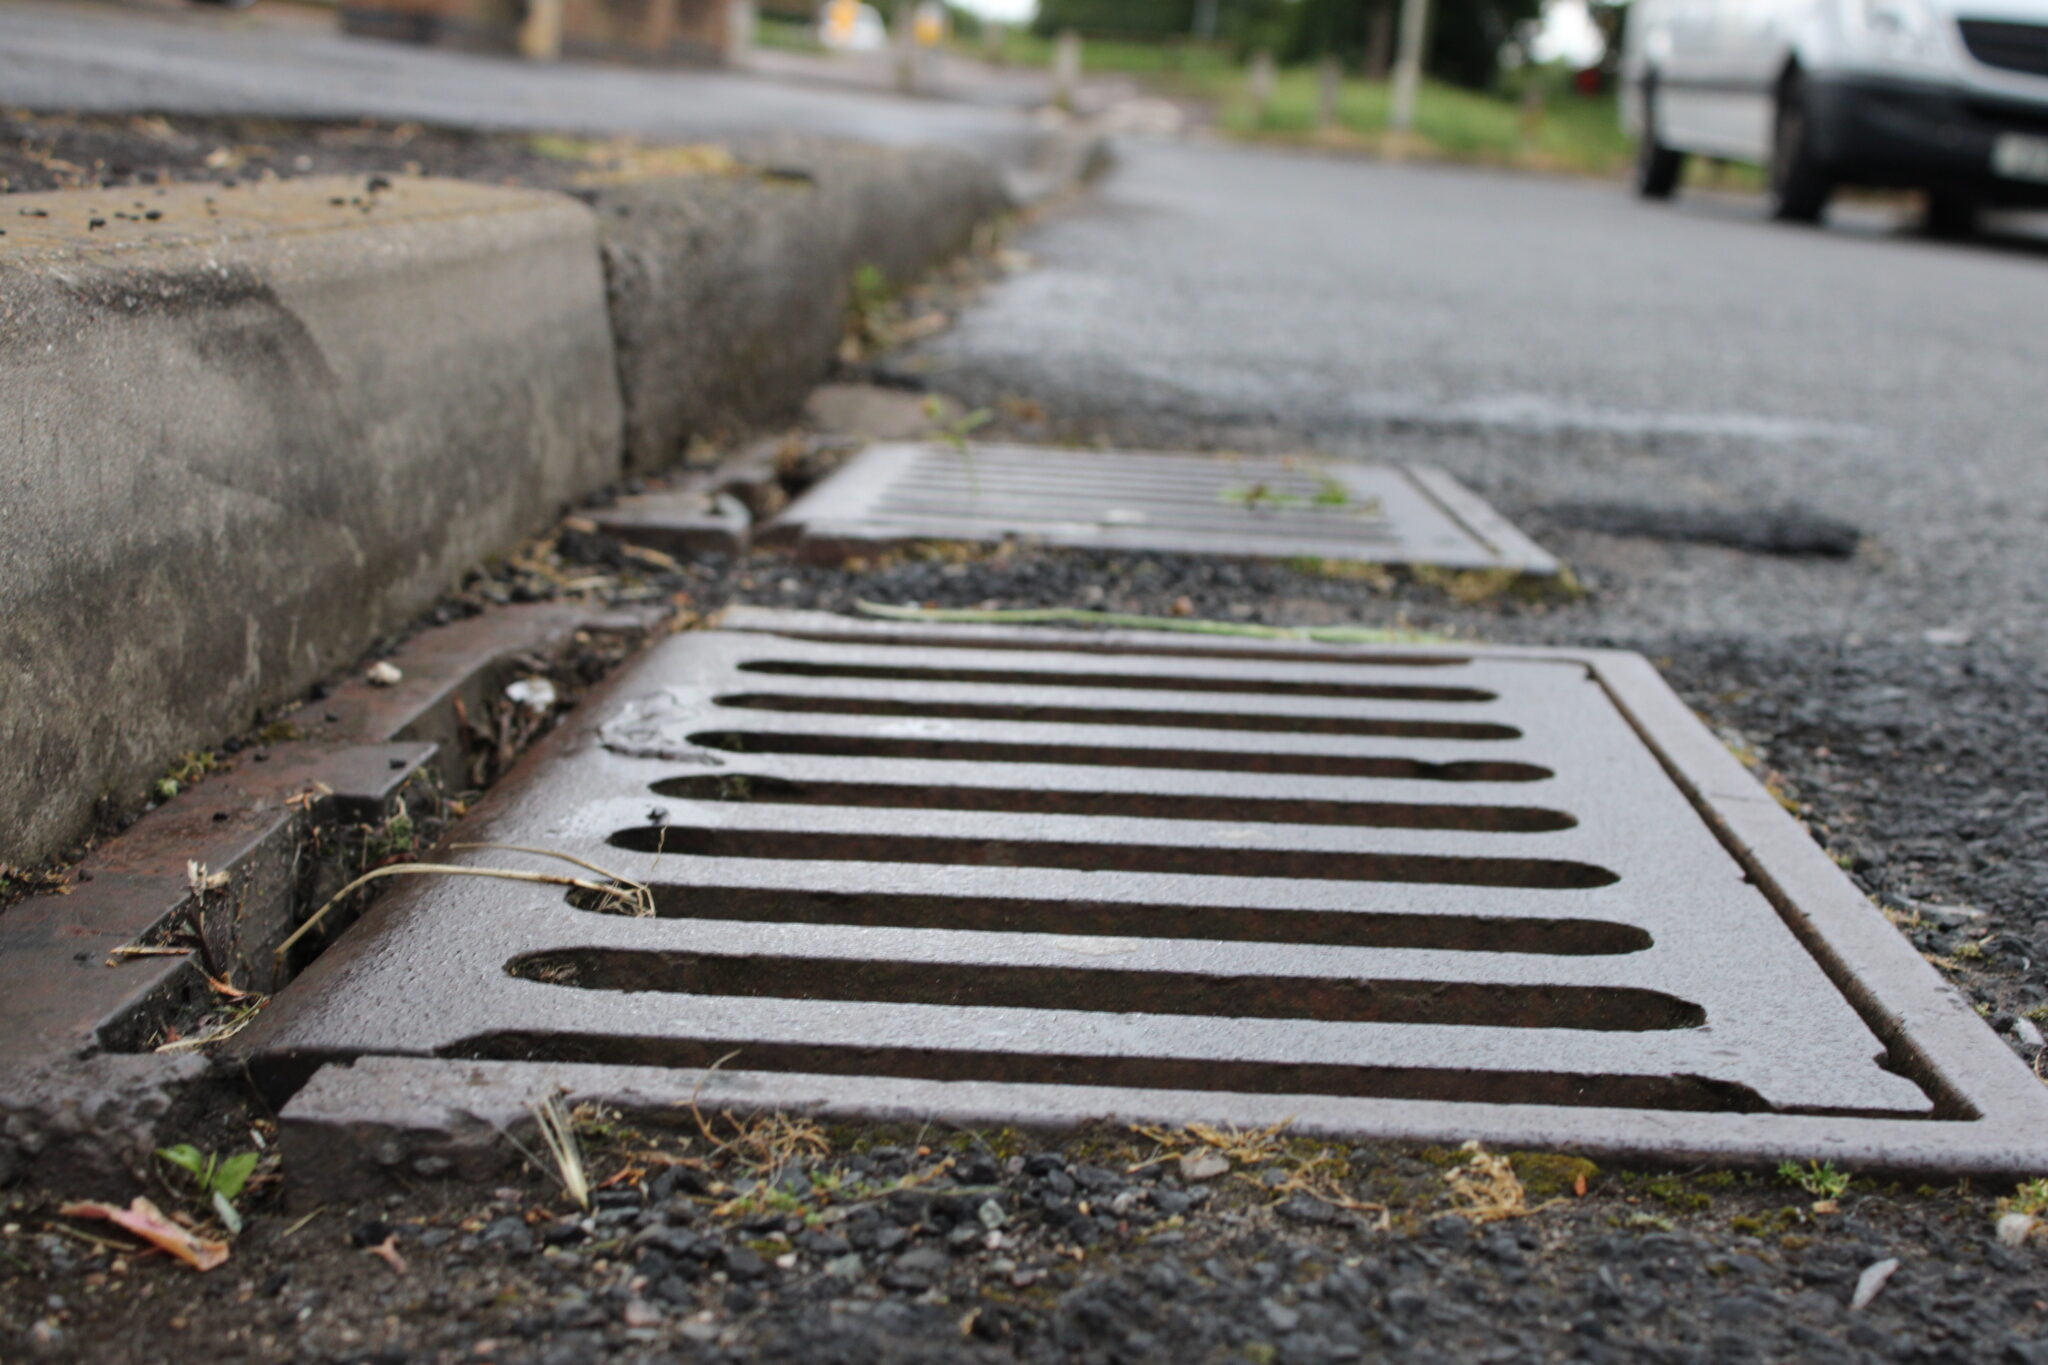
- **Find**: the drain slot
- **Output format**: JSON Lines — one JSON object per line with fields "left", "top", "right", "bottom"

{"left": 609, "top": 825, "right": 1619, "bottom": 889}
{"left": 716, "top": 694, "right": 1519, "bottom": 740}
{"left": 757, "top": 632, "right": 1473, "bottom": 667}
{"left": 506, "top": 949, "right": 1703, "bottom": 1031}
{"left": 687, "top": 731, "right": 1551, "bottom": 782}
{"left": 653, "top": 774, "right": 1575, "bottom": 833}
{"left": 736, "top": 660, "right": 1497, "bottom": 703}
{"left": 448, "top": 1033, "right": 1769, "bottom": 1113}
{"left": 561, "top": 884, "right": 1652, "bottom": 955}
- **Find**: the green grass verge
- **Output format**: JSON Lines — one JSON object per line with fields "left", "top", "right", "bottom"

{"left": 1212, "top": 68, "right": 1634, "bottom": 177}
{"left": 958, "top": 30, "right": 1237, "bottom": 77}
{"left": 756, "top": 15, "right": 827, "bottom": 54}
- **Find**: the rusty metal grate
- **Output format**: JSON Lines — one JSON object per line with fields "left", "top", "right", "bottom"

{"left": 758, "top": 442, "right": 1558, "bottom": 575}
{"left": 239, "top": 609, "right": 2048, "bottom": 1173}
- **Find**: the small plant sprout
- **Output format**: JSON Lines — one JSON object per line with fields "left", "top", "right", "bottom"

{"left": 2003, "top": 1177, "right": 2048, "bottom": 1216}
{"left": 926, "top": 398, "right": 992, "bottom": 453}
{"left": 157, "top": 1143, "right": 261, "bottom": 1233}
{"left": 1777, "top": 1159, "right": 1851, "bottom": 1200}
{"left": 528, "top": 1090, "right": 591, "bottom": 1211}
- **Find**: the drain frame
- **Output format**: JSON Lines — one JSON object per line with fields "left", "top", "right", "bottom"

{"left": 243, "top": 610, "right": 2048, "bottom": 1176}
{"left": 758, "top": 443, "right": 1560, "bottom": 576}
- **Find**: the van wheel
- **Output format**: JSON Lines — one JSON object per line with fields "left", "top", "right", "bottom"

{"left": 1923, "top": 194, "right": 1981, "bottom": 238}
{"left": 1768, "top": 78, "right": 1832, "bottom": 223}
{"left": 1635, "top": 81, "right": 1685, "bottom": 200}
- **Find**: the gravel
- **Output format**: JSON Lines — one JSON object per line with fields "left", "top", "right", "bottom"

{"left": 4, "top": 1128, "right": 2043, "bottom": 1362}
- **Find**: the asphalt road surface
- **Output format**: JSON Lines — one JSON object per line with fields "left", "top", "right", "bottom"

{"left": 0, "top": 0, "right": 1045, "bottom": 162}
{"left": 909, "top": 138, "right": 2048, "bottom": 653}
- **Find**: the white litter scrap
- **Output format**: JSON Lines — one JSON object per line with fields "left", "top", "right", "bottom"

{"left": 1849, "top": 1258, "right": 1901, "bottom": 1311}
{"left": 506, "top": 678, "right": 558, "bottom": 713}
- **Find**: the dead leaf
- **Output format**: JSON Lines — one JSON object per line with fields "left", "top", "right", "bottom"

{"left": 365, "top": 1235, "right": 408, "bottom": 1275}
{"left": 59, "top": 1198, "right": 228, "bottom": 1271}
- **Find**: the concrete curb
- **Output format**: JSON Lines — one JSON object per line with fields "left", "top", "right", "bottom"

{"left": 0, "top": 176, "right": 623, "bottom": 870}
{"left": 591, "top": 139, "right": 1009, "bottom": 471}
{"left": 0, "top": 130, "right": 1081, "bottom": 871}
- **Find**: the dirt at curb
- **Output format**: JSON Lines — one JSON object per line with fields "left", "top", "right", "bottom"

{"left": 0, "top": 109, "right": 712, "bottom": 198}
{"left": 3, "top": 1113, "right": 2044, "bottom": 1362}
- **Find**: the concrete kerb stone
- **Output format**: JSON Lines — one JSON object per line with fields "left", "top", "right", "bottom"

{"left": 0, "top": 139, "right": 1037, "bottom": 870}
{"left": 0, "top": 175, "right": 624, "bottom": 870}
{"left": 587, "top": 138, "right": 1011, "bottom": 472}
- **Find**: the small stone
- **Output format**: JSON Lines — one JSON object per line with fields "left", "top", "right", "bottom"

{"left": 2011, "top": 1016, "right": 2045, "bottom": 1050}
{"left": 724, "top": 1246, "right": 767, "bottom": 1280}
{"left": 622, "top": 1299, "right": 662, "bottom": 1328}
{"left": 481, "top": 1216, "right": 535, "bottom": 1254}
{"left": 883, "top": 1246, "right": 949, "bottom": 1291}
{"left": 976, "top": 1199, "right": 1007, "bottom": 1230}
{"left": 823, "top": 1252, "right": 864, "bottom": 1278}
{"left": 1996, "top": 1213, "right": 2038, "bottom": 1248}
{"left": 798, "top": 1229, "right": 851, "bottom": 1256}
{"left": 1261, "top": 1300, "right": 1301, "bottom": 1333}
{"left": 1179, "top": 1150, "right": 1230, "bottom": 1182}
{"left": 366, "top": 661, "right": 403, "bottom": 686}
{"left": 1849, "top": 1258, "right": 1901, "bottom": 1311}
{"left": 540, "top": 1220, "right": 586, "bottom": 1247}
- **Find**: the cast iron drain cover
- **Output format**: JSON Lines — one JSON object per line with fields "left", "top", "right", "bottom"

{"left": 758, "top": 443, "right": 1558, "bottom": 575}
{"left": 240, "top": 610, "right": 2048, "bottom": 1173}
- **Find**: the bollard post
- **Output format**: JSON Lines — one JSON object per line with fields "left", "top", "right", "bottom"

{"left": 724, "top": 0, "right": 755, "bottom": 70}
{"left": 1389, "top": 0, "right": 1432, "bottom": 136}
{"left": 515, "top": 0, "right": 562, "bottom": 60}
{"left": 1249, "top": 47, "right": 1276, "bottom": 119}
{"left": 1051, "top": 27, "right": 1081, "bottom": 112}
{"left": 893, "top": 4, "right": 918, "bottom": 93}
{"left": 1316, "top": 53, "right": 1342, "bottom": 131}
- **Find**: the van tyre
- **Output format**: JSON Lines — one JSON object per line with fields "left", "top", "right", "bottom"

{"left": 1635, "top": 81, "right": 1685, "bottom": 200}
{"left": 1923, "top": 194, "right": 1981, "bottom": 238}
{"left": 1768, "top": 77, "right": 1832, "bottom": 223}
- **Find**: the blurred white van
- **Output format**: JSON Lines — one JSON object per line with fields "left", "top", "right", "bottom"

{"left": 1621, "top": 0, "right": 2048, "bottom": 229}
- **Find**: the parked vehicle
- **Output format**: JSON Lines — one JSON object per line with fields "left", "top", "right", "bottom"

{"left": 1621, "top": 0, "right": 2048, "bottom": 229}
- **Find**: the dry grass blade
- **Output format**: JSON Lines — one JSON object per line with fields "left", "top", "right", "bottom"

{"left": 1445, "top": 1141, "right": 1543, "bottom": 1223}
{"left": 676, "top": 1050, "right": 832, "bottom": 1191}
{"left": 274, "top": 860, "right": 648, "bottom": 964}
{"left": 529, "top": 1091, "right": 591, "bottom": 1211}
{"left": 451, "top": 843, "right": 654, "bottom": 917}
{"left": 1129, "top": 1119, "right": 1293, "bottom": 1168}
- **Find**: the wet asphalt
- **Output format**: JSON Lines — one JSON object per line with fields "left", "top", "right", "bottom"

{"left": 903, "top": 137, "right": 2048, "bottom": 653}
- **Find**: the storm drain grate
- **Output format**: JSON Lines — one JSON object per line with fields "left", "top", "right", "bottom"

{"left": 239, "top": 609, "right": 2048, "bottom": 1173}
{"left": 758, "top": 442, "right": 1559, "bottom": 575}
